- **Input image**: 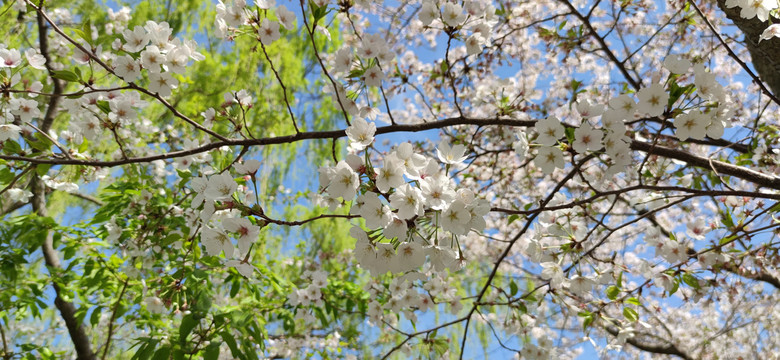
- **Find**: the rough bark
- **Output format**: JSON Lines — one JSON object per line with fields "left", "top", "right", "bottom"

{"left": 716, "top": 0, "right": 780, "bottom": 96}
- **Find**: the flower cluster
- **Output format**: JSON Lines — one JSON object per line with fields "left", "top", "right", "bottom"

{"left": 327, "top": 33, "right": 395, "bottom": 113}
{"left": 214, "top": 0, "right": 296, "bottom": 42}
{"left": 1, "top": 45, "right": 47, "bottom": 142}
{"left": 418, "top": 0, "right": 498, "bottom": 56}
{"left": 189, "top": 169, "right": 262, "bottom": 277}
{"left": 531, "top": 110, "right": 630, "bottom": 176}
{"left": 362, "top": 273, "right": 464, "bottom": 328}
{"left": 316, "top": 122, "right": 490, "bottom": 276}
{"left": 528, "top": 57, "right": 735, "bottom": 178}
{"left": 287, "top": 269, "right": 329, "bottom": 308}
{"left": 113, "top": 21, "right": 204, "bottom": 96}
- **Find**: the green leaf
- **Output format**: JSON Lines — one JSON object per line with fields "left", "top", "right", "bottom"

{"left": 203, "top": 343, "right": 220, "bottom": 360}
{"left": 625, "top": 297, "right": 641, "bottom": 306}
{"left": 720, "top": 235, "right": 737, "bottom": 245}
{"left": 310, "top": 1, "right": 328, "bottom": 24}
{"left": 30, "top": 133, "right": 53, "bottom": 152}
{"left": 0, "top": 167, "right": 13, "bottom": 183}
{"left": 151, "top": 346, "right": 171, "bottom": 360}
{"left": 171, "top": 349, "right": 185, "bottom": 360}
{"left": 721, "top": 211, "right": 734, "bottom": 228}
{"left": 578, "top": 311, "right": 593, "bottom": 329}
{"left": 220, "top": 331, "right": 241, "bottom": 357}
{"left": 516, "top": 301, "right": 527, "bottom": 314}
{"left": 313, "top": 307, "right": 329, "bottom": 327}
{"left": 229, "top": 280, "right": 241, "bottom": 298}
{"left": 3, "top": 140, "right": 22, "bottom": 155}
{"left": 430, "top": 338, "right": 449, "bottom": 356}
{"left": 682, "top": 273, "right": 700, "bottom": 289}
{"left": 769, "top": 202, "right": 780, "bottom": 213}
{"left": 39, "top": 347, "right": 53, "bottom": 360}
{"left": 90, "top": 307, "right": 102, "bottom": 326}
{"left": 179, "top": 314, "right": 198, "bottom": 344}
{"left": 507, "top": 214, "right": 519, "bottom": 225}
{"left": 194, "top": 292, "right": 212, "bottom": 314}
{"left": 606, "top": 285, "right": 620, "bottom": 300}
{"left": 36, "top": 164, "right": 52, "bottom": 177}
{"left": 96, "top": 100, "right": 111, "bottom": 114}
{"left": 51, "top": 70, "right": 80, "bottom": 82}
{"left": 82, "top": 18, "right": 93, "bottom": 45}
{"left": 133, "top": 339, "right": 158, "bottom": 360}
{"left": 565, "top": 126, "right": 576, "bottom": 144}
{"left": 439, "top": 60, "right": 448, "bottom": 74}
{"left": 623, "top": 307, "right": 638, "bottom": 322}
{"left": 668, "top": 278, "right": 680, "bottom": 296}
{"left": 509, "top": 280, "right": 518, "bottom": 297}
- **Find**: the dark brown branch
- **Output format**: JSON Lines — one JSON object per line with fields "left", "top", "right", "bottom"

{"left": 0, "top": 117, "right": 534, "bottom": 166}
{"left": 0, "top": 320, "right": 9, "bottom": 360}
{"left": 559, "top": 0, "right": 641, "bottom": 90}
{"left": 723, "top": 263, "right": 780, "bottom": 290}
{"left": 604, "top": 324, "right": 694, "bottom": 360}
{"left": 33, "top": 7, "right": 96, "bottom": 360}
{"left": 3, "top": 116, "right": 779, "bottom": 191}
{"left": 629, "top": 140, "right": 780, "bottom": 190}
{"left": 260, "top": 213, "right": 358, "bottom": 226}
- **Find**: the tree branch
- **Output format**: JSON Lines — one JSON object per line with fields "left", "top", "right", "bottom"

{"left": 27, "top": 1, "right": 228, "bottom": 142}
{"left": 0, "top": 320, "right": 10, "bottom": 360}
{"left": 101, "top": 279, "right": 129, "bottom": 360}
{"left": 604, "top": 324, "right": 694, "bottom": 360}
{"left": 32, "top": 7, "right": 96, "bottom": 360}
{"left": 3, "top": 116, "right": 777, "bottom": 191}
{"left": 707, "top": 0, "right": 780, "bottom": 101}
{"left": 722, "top": 263, "right": 780, "bottom": 290}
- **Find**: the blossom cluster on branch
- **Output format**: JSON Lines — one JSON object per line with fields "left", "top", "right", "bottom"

{"left": 1, "top": 0, "right": 780, "bottom": 359}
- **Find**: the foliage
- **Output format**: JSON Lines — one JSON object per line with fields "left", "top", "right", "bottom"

{"left": 1, "top": 0, "right": 779, "bottom": 359}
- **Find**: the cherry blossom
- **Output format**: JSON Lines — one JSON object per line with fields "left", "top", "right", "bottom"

{"left": 201, "top": 226, "right": 234, "bottom": 257}
{"left": 534, "top": 146, "right": 565, "bottom": 174}
{"left": 258, "top": 19, "right": 281, "bottom": 45}
{"left": 572, "top": 121, "right": 602, "bottom": 153}
{"left": 204, "top": 173, "right": 237, "bottom": 202}
{"left": 436, "top": 141, "right": 468, "bottom": 165}
{"left": 0, "top": 48, "right": 22, "bottom": 68}
{"left": 759, "top": 24, "right": 780, "bottom": 42}
{"left": 636, "top": 83, "right": 669, "bottom": 117}
{"left": 345, "top": 118, "right": 375, "bottom": 151}
{"left": 534, "top": 116, "right": 564, "bottom": 146}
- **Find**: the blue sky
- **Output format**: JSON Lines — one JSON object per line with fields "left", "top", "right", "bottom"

{"left": 8, "top": 0, "right": 775, "bottom": 358}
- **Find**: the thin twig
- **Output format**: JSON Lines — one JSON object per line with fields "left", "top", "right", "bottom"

{"left": 101, "top": 279, "right": 129, "bottom": 360}
{"left": 687, "top": 0, "right": 780, "bottom": 105}
{"left": 26, "top": 1, "right": 230, "bottom": 142}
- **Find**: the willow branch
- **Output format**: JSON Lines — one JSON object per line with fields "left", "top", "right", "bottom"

{"left": 27, "top": 0, "right": 229, "bottom": 142}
